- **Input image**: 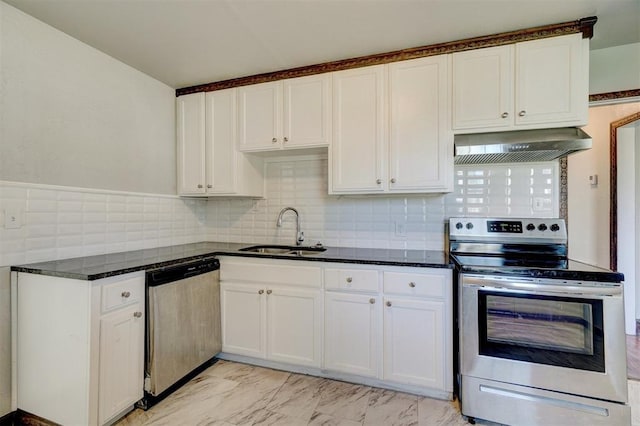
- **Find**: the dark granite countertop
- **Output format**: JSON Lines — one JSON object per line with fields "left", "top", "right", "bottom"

{"left": 452, "top": 255, "right": 624, "bottom": 283}
{"left": 11, "top": 242, "right": 452, "bottom": 281}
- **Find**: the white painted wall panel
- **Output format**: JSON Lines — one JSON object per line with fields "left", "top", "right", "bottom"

{"left": 0, "top": 2, "right": 176, "bottom": 194}
{"left": 590, "top": 43, "right": 640, "bottom": 94}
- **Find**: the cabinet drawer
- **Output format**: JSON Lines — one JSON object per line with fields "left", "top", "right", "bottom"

{"left": 383, "top": 271, "right": 447, "bottom": 298}
{"left": 221, "top": 258, "right": 322, "bottom": 287}
{"left": 325, "top": 268, "right": 379, "bottom": 292}
{"left": 102, "top": 277, "right": 143, "bottom": 313}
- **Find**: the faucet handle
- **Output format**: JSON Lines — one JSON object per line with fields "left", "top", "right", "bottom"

{"left": 297, "top": 231, "right": 305, "bottom": 245}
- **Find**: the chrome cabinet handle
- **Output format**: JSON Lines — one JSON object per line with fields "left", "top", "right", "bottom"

{"left": 207, "top": 184, "right": 212, "bottom": 188}
{"left": 266, "top": 289, "right": 272, "bottom": 295}
{"left": 121, "top": 291, "right": 131, "bottom": 298}
{"left": 369, "top": 298, "right": 375, "bottom": 304}
{"left": 133, "top": 311, "right": 142, "bottom": 318}
{"left": 386, "top": 301, "right": 392, "bottom": 307}
{"left": 376, "top": 179, "right": 382, "bottom": 184}
{"left": 390, "top": 178, "right": 396, "bottom": 184}
{"left": 258, "top": 289, "right": 264, "bottom": 294}
{"left": 272, "top": 137, "right": 278, "bottom": 143}
{"left": 501, "top": 112, "right": 509, "bottom": 118}
{"left": 197, "top": 184, "right": 203, "bottom": 188}
{"left": 518, "top": 110, "right": 526, "bottom": 117}
{"left": 409, "top": 282, "right": 416, "bottom": 288}
{"left": 283, "top": 137, "right": 288, "bottom": 142}
{"left": 346, "top": 277, "right": 353, "bottom": 283}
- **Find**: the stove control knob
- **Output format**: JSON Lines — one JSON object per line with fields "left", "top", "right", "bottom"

{"left": 526, "top": 223, "right": 535, "bottom": 231}
{"left": 466, "top": 222, "right": 474, "bottom": 230}
{"left": 538, "top": 224, "right": 548, "bottom": 231}
{"left": 455, "top": 222, "right": 463, "bottom": 230}
{"left": 550, "top": 223, "right": 560, "bottom": 232}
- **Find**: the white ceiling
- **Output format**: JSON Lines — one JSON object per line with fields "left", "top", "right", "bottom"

{"left": 4, "top": 0, "right": 640, "bottom": 89}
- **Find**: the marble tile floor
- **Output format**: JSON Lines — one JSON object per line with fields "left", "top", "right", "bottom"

{"left": 116, "top": 360, "right": 471, "bottom": 426}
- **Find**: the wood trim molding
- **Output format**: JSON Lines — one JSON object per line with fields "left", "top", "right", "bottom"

{"left": 590, "top": 89, "right": 640, "bottom": 103}
{"left": 559, "top": 157, "right": 568, "bottom": 223}
{"left": 609, "top": 111, "right": 640, "bottom": 271}
{"left": 176, "top": 16, "right": 596, "bottom": 96}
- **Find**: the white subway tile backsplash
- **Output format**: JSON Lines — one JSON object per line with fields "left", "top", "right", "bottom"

{"left": 1, "top": 158, "right": 559, "bottom": 267}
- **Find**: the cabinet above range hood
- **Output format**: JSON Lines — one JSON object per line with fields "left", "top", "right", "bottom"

{"left": 454, "top": 127, "right": 592, "bottom": 165}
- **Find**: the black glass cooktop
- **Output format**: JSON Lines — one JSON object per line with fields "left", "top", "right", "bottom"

{"left": 452, "top": 254, "right": 568, "bottom": 269}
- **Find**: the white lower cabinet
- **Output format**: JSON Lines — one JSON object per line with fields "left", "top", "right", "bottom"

{"left": 219, "top": 258, "right": 452, "bottom": 397}
{"left": 382, "top": 297, "right": 445, "bottom": 389}
{"left": 324, "top": 292, "right": 381, "bottom": 378}
{"left": 219, "top": 257, "right": 323, "bottom": 368}
{"left": 15, "top": 271, "right": 144, "bottom": 426}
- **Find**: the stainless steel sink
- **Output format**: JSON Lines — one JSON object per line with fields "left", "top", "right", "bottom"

{"left": 239, "top": 245, "right": 327, "bottom": 256}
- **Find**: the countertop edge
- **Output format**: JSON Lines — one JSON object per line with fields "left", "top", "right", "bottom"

{"left": 11, "top": 246, "right": 453, "bottom": 281}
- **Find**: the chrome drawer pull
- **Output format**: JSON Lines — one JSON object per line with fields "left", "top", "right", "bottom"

{"left": 121, "top": 291, "right": 131, "bottom": 298}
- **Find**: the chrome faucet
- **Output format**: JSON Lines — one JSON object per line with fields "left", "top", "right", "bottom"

{"left": 276, "top": 207, "right": 304, "bottom": 246}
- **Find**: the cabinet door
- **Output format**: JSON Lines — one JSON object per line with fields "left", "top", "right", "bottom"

{"left": 205, "top": 89, "right": 237, "bottom": 193}
{"left": 330, "top": 65, "right": 386, "bottom": 193}
{"left": 176, "top": 93, "right": 206, "bottom": 194}
{"left": 324, "top": 292, "right": 381, "bottom": 377}
{"left": 238, "top": 81, "right": 282, "bottom": 151}
{"left": 98, "top": 304, "right": 144, "bottom": 425}
{"left": 383, "top": 297, "right": 445, "bottom": 390}
{"left": 516, "top": 33, "right": 587, "bottom": 127}
{"left": 389, "top": 56, "right": 453, "bottom": 192}
{"left": 220, "top": 282, "right": 267, "bottom": 358}
{"left": 266, "top": 287, "right": 322, "bottom": 367}
{"left": 452, "top": 45, "right": 514, "bottom": 131}
{"left": 283, "top": 74, "right": 331, "bottom": 148}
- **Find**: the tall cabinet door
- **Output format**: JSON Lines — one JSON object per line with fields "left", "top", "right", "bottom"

{"left": 388, "top": 56, "right": 453, "bottom": 192}
{"left": 383, "top": 297, "right": 445, "bottom": 390}
{"left": 267, "top": 287, "right": 322, "bottom": 367}
{"left": 238, "top": 81, "right": 282, "bottom": 151}
{"left": 324, "top": 292, "right": 381, "bottom": 378}
{"left": 330, "top": 65, "right": 386, "bottom": 193}
{"left": 98, "top": 304, "right": 144, "bottom": 425}
{"left": 516, "top": 33, "right": 587, "bottom": 126}
{"left": 283, "top": 74, "right": 331, "bottom": 148}
{"left": 205, "top": 89, "right": 237, "bottom": 194}
{"left": 452, "top": 45, "right": 514, "bottom": 130}
{"left": 176, "top": 93, "right": 206, "bottom": 194}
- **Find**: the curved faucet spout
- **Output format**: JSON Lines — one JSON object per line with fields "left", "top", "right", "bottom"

{"left": 276, "top": 207, "right": 304, "bottom": 246}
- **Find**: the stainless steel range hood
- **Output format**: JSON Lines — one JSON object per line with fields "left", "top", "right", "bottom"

{"left": 454, "top": 127, "right": 592, "bottom": 165}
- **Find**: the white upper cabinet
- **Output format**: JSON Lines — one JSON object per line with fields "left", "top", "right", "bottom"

{"left": 331, "top": 65, "right": 386, "bottom": 193}
{"left": 176, "top": 90, "right": 264, "bottom": 197}
{"left": 515, "top": 33, "right": 588, "bottom": 126}
{"left": 239, "top": 74, "right": 331, "bottom": 152}
{"left": 388, "top": 56, "right": 453, "bottom": 192}
{"left": 452, "top": 45, "right": 514, "bottom": 131}
{"left": 453, "top": 33, "right": 588, "bottom": 133}
{"left": 176, "top": 93, "right": 206, "bottom": 195}
{"left": 331, "top": 57, "right": 453, "bottom": 195}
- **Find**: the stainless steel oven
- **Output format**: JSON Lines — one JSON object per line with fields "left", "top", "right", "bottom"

{"left": 450, "top": 217, "right": 631, "bottom": 426}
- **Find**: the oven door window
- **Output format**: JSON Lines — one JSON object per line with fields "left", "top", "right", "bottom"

{"left": 478, "top": 291, "right": 604, "bottom": 372}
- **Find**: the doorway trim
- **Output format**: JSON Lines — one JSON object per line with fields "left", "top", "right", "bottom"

{"left": 609, "top": 112, "right": 640, "bottom": 270}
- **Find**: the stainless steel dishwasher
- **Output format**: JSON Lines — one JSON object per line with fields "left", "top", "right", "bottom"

{"left": 142, "top": 257, "right": 221, "bottom": 408}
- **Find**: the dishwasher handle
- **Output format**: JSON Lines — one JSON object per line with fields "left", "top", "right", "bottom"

{"left": 147, "top": 258, "right": 220, "bottom": 287}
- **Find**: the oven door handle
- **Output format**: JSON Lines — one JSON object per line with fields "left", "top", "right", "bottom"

{"left": 462, "top": 275, "right": 622, "bottom": 297}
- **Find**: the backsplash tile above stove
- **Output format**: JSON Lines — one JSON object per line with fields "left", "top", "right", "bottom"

{"left": 0, "top": 157, "right": 558, "bottom": 266}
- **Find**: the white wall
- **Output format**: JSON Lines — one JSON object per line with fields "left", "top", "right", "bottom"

{"left": 617, "top": 124, "right": 638, "bottom": 334}
{"left": 0, "top": 2, "right": 176, "bottom": 195}
{"left": 590, "top": 43, "right": 640, "bottom": 94}
{"left": 568, "top": 102, "right": 640, "bottom": 268}
{"left": 0, "top": 1, "right": 177, "bottom": 417}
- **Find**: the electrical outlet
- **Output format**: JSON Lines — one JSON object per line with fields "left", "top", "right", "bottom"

{"left": 395, "top": 221, "right": 407, "bottom": 238}
{"left": 4, "top": 208, "right": 22, "bottom": 229}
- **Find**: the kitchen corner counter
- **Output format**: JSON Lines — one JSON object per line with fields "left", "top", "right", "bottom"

{"left": 11, "top": 242, "right": 452, "bottom": 281}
